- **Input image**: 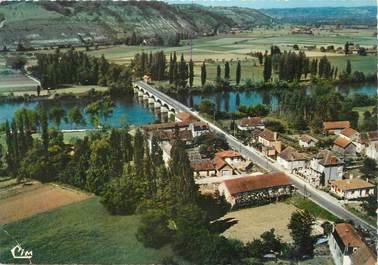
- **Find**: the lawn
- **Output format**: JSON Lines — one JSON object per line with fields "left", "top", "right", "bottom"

{"left": 285, "top": 193, "right": 338, "bottom": 222}
{"left": 0, "top": 197, "right": 178, "bottom": 264}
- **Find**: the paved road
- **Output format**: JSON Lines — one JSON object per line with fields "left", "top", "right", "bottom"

{"left": 135, "top": 81, "right": 376, "bottom": 235}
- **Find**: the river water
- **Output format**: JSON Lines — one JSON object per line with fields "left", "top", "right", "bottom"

{"left": 0, "top": 83, "right": 375, "bottom": 127}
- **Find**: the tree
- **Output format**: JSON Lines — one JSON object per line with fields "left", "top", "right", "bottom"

{"left": 224, "top": 62, "right": 230, "bottom": 79}
{"left": 235, "top": 61, "right": 241, "bottom": 85}
{"left": 6, "top": 56, "right": 27, "bottom": 70}
{"left": 361, "top": 158, "right": 376, "bottom": 179}
{"left": 169, "top": 140, "right": 198, "bottom": 204}
{"left": 68, "top": 106, "right": 85, "bottom": 128}
{"left": 263, "top": 54, "right": 272, "bottom": 82}
{"left": 189, "top": 59, "right": 194, "bottom": 88}
{"left": 49, "top": 107, "right": 66, "bottom": 129}
{"left": 235, "top": 93, "right": 240, "bottom": 107}
{"left": 288, "top": 210, "right": 315, "bottom": 258}
{"left": 201, "top": 62, "right": 207, "bottom": 86}
{"left": 198, "top": 99, "right": 215, "bottom": 115}
{"left": 362, "top": 194, "right": 377, "bottom": 217}
{"left": 136, "top": 210, "right": 173, "bottom": 248}
{"left": 216, "top": 65, "right": 221, "bottom": 79}
{"left": 346, "top": 60, "right": 352, "bottom": 75}
{"left": 40, "top": 110, "right": 49, "bottom": 154}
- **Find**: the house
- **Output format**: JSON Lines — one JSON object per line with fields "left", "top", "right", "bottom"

{"left": 323, "top": 121, "right": 350, "bottom": 135}
{"left": 189, "top": 121, "right": 210, "bottom": 137}
{"left": 161, "top": 142, "right": 172, "bottom": 165}
{"left": 191, "top": 159, "right": 216, "bottom": 178}
{"left": 212, "top": 156, "right": 235, "bottom": 177}
{"left": 152, "top": 129, "right": 193, "bottom": 146}
{"left": 215, "top": 150, "right": 243, "bottom": 164}
{"left": 330, "top": 178, "right": 375, "bottom": 200}
{"left": 238, "top": 117, "right": 265, "bottom": 131}
{"left": 359, "top": 131, "right": 378, "bottom": 158}
{"left": 340, "top": 128, "right": 359, "bottom": 142}
{"left": 299, "top": 134, "right": 318, "bottom": 148}
{"left": 365, "top": 143, "right": 378, "bottom": 161}
{"left": 258, "top": 129, "right": 282, "bottom": 157}
{"left": 350, "top": 244, "right": 377, "bottom": 265}
{"left": 333, "top": 137, "right": 357, "bottom": 155}
{"left": 218, "top": 172, "right": 293, "bottom": 207}
{"left": 143, "top": 122, "right": 189, "bottom": 132}
{"left": 329, "top": 223, "right": 376, "bottom": 265}
{"left": 175, "top": 112, "right": 199, "bottom": 123}
{"left": 310, "top": 150, "right": 344, "bottom": 183}
{"left": 277, "top": 146, "right": 308, "bottom": 172}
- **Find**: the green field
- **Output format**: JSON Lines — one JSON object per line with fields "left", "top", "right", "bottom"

{"left": 0, "top": 197, "right": 178, "bottom": 264}
{"left": 286, "top": 193, "right": 338, "bottom": 222}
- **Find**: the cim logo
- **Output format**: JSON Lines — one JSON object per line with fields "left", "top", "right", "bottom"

{"left": 11, "top": 244, "right": 33, "bottom": 260}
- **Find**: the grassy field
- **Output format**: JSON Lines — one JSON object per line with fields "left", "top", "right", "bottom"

{"left": 221, "top": 202, "right": 297, "bottom": 242}
{"left": 345, "top": 203, "right": 376, "bottom": 227}
{"left": 285, "top": 193, "right": 338, "bottom": 222}
{"left": 0, "top": 197, "right": 178, "bottom": 264}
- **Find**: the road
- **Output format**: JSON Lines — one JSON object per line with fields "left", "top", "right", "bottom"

{"left": 135, "top": 81, "right": 376, "bottom": 235}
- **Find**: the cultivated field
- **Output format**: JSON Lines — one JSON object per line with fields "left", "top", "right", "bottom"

{"left": 0, "top": 197, "right": 182, "bottom": 264}
{"left": 0, "top": 71, "right": 39, "bottom": 93}
{"left": 0, "top": 180, "right": 91, "bottom": 225}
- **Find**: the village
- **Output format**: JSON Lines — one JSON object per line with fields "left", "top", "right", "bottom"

{"left": 141, "top": 110, "right": 377, "bottom": 265}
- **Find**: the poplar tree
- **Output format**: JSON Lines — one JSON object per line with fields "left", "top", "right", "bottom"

{"left": 216, "top": 65, "right": 221, "bottom": 79}
{"left": 201, "top": 62, "right": 207, "bottom": 86}
{"left": 236, "top": 61, "right": 241, "bottom": 85}
{"left": 189, "top": 59, "right": 194, "bottom": 88}
{"left": 224, "top": 62, "right": 230, "bottom": 79}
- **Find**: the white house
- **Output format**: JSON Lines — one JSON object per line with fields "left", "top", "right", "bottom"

{"left": 299, "top": 134, "right": 318, "bottom": 148}
{"left": 238, "top": 117, "right": 265, "bottom": 131}
{"left": 277, "top": 146, "right": 308, "bottom": 172}
{"left": 365, "top": 143, "right": 378, "bottom": 161}
{"left": 339, "top": 128, "right": 360, "bottom": 142}
{"left": 330, "top": 178, "right": 375, "bottom": 200}
{"left": 215, "top": 150, "right": 244, "bottom": 164}
{"left": 218, "top": 172, "right": 292, "bottom": 207}
{"left": 310, "top": 150, "right": 344, "bottom": 183}
{"left": 329, "top": 223, "right": 373, "bottom": 265}
{"left": 189, "top": 121, "right": 210, "bottom": 137}
{"left": 258, "top": 129, "right": 282, "bottom": 157}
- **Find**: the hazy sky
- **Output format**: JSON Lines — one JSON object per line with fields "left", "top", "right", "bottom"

{"left": 165, "top": 0, "right": 376, "bottom": 9}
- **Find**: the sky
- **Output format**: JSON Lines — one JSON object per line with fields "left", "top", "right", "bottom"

{"left": 165, "top": 0, "right": 376, "bottom": 9}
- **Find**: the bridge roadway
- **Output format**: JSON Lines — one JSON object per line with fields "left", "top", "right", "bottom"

{"left": 134, "top": 81, "right": 376, "bottom": 235}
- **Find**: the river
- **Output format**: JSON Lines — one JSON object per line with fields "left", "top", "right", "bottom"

{"left": 180, "top": 83, "right": 376, "bottom": 112}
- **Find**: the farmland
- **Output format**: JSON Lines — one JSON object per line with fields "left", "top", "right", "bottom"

{"left": 0, "top": 180, "right": 91, "bottom": 225}
{"left": 0, "top": 197, "right": 180, "bottom": 264}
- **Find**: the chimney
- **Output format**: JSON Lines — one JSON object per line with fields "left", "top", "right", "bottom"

{"left": 273, "top": 132, "right": 277, "bottom": 140}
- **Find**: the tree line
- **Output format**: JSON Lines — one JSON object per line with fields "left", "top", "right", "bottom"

{"left": 33, "top": 49, "right": 133, "bottom": 96}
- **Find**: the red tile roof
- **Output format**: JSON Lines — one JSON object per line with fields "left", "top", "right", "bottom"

{"left": 340, "top": 127, "right": 359, "bottom": 138}
{"left": 192, "top": 121, "right": 209, "bottom": 131}
{"left": 191, "top": 159, "right": 215, "bottom": 171}
{"left": 212, "top": 156, "right": 231, "bottom": 170}
{"left": 334, "top": 223, "right": 364, "bottom": 249}
{"left": 176, "top": 112, "right": 199, "bottom": 123}
{"left": 279, "top": 146, "right": 308, "bottom": 161}
{"left": 323, "top": 121, "right": 350, "bottom": 130}
{"left": 316, "top": 150, "right": 343, "bottom": 166}
{"left": 240, "top": 117, "right": 263, "bottom": 127}
{"left": 351, "top": 244, "right": 377, "bottom": 265}
{"left": 259, "top": 129, "right": 277, "bottom": 142}
{"left": 331, "top": 178, "right": 375, "bottom": 191}
{"left": 154, "top": 129, "right": 193, "bottom": 141}
{"left": 334, "top": 136, "right": 353, "bottom": 149}
{"left": 215, "top": 150, "right": 242, "bottom": 159}
{"left": 222, "top": 172, "right": 291, "bottom": 195}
